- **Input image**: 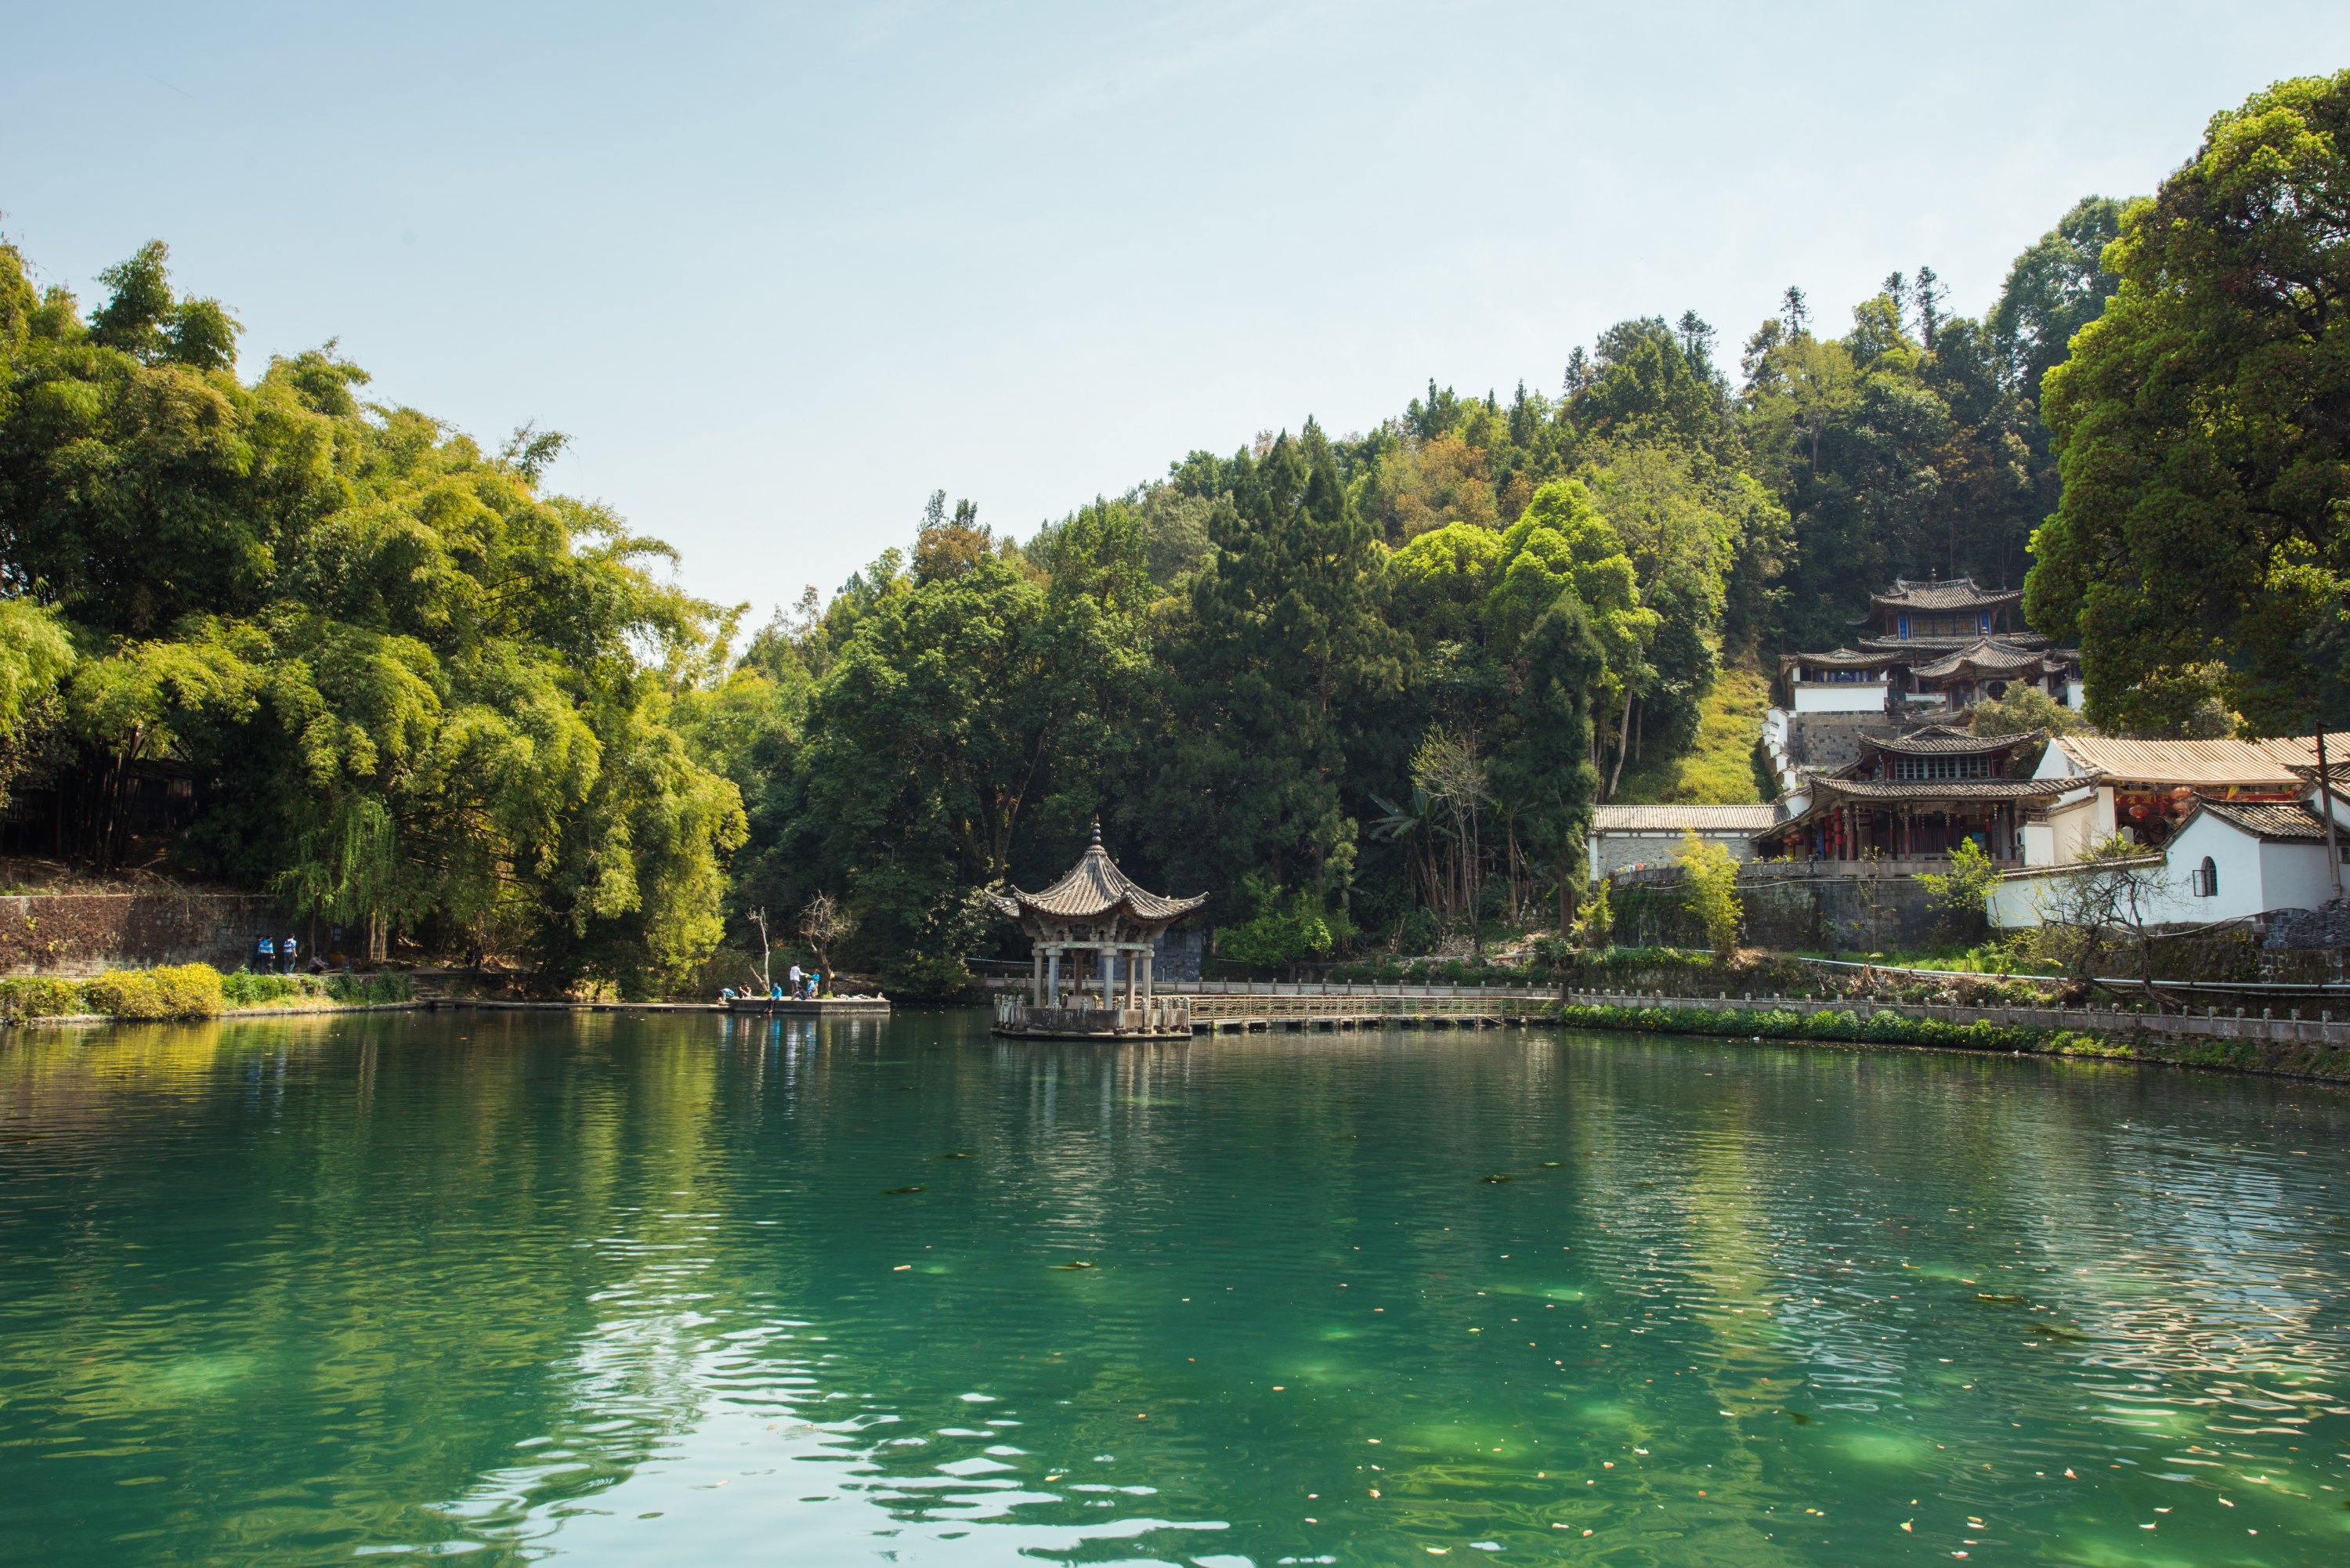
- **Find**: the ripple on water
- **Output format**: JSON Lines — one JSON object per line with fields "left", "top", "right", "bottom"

{"left": 0, "top": 1013, "right": 2345, "bottom": 1564}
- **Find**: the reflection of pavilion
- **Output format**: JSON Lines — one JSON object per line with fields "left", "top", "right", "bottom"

{"left": 989, "top": 826, "right": 1205, "bottom": 1039}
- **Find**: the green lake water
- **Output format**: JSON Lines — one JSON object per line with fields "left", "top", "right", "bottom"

{"left": 2, "top": 1010, "right": 2348, "bottom": 1566}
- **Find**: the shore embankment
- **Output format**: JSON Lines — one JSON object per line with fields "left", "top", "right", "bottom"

{"left": 12, "top": 969, "right": 2350, "bottom": 1081}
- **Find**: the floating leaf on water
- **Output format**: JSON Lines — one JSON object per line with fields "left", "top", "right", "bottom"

{"left": 1480, "top": 1174, "right": 1515, "bottom": 1184}
{"left": 2027, "top": 1322, "right": 2088, "bottom": 1341}
{"left": 883, "top": 1185, "right": 927, "bottom": 1195}
{"left": 1538, "top": 1161, "right": 1564, "bottom": 1168}
{"left": 1052, "top": 1260, "right": 1097, "bottom": 1271}
{"left": 1974, "top": 1292, "right": 2027, "bottom": 1305}
{"left": 936, "top": 1152, "right": 974, "bottom": 1160}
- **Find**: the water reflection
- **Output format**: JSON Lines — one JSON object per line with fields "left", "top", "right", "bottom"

{"left": 2, "top": 1011, "right": 2348, "bottom": 1564}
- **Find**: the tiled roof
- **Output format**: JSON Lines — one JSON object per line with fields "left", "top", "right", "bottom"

{"left": 992, "top": 828, "right": 1208, "bottom": 923}
{"left": 2196, "top": 800, "right": 2331, "bottom": 841}
{"left": 1862, "top": 729, "right": 2038, "bottom": 757}
{"left": 1854, "top": 633, "right": 2055, "bottom": 653}
{"left": 1593, "top": 804, "right": 1779, "bottom": 832}
{"left": 1908, "top": 639, "right": 2067, "bottom": 681}
{"left": 1869, "top": 576, "right": 2024, "bottom": 611}
{"left": 1781, "top": 647, "right": 1905, "bottom": 670}
{"left": 2051, "top": 735, "right": 2308, "bottom": 787}
{"left": 1810, "top": 776, "right": 2069, "bottom": 803}
{"left": 2254, "top": 732, "right": 2350, "bottom": 770}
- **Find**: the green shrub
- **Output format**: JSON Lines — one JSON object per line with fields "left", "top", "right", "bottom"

{"left": 0, "top": 976, "right": 89, "bottom": 1022}
{"left": 324, "top": 972, "right": 412, "bottom": 1005}
{"left": 221, "top": 971, "right": 304, "bottom": 1006}
{"left": 1216, "top": 876, "right": 1336, "bottom": 969}
{"left": 83, "top": 964, "right": 225, "bottom": 1020}
{"left": 218, "top": 970, "right": 414, "bottom": 1008}
{"left": 1552, "top": 999, "right": 2093, "bottom": 1056}
{"left": 1675, "top": 830, "right": 1743, "bottom": 953}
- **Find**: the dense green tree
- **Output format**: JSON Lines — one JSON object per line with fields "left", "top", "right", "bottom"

{"left": 1144, "top": 425, "right": 1401, "bottom": 907}
{"left": 1987, "top": 196, "right": 2128, "bottom": 403}
{"left": 2030, "top": 72, "right": 2350, "bottom": 736}
{"left": 0, "top": 238, "right": 747, "bottom": 993}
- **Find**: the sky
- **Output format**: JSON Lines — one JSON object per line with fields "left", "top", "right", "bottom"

{"left": 8, "top": 1, "right": 2350, "bottom": 629}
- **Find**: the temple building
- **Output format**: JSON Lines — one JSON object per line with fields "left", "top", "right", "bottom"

{"left": 1778, "top": 577, "right": 2082, "bottom": 716}
{"left": 989, "top": 825, "right": 1206, "bottom": 1039}
{"left": 1754, "top": 727, "right": 2066, "bottom": 864}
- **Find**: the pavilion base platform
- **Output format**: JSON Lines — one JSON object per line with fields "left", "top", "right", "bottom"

{"left": 725, "top": 996, "right": 891, "bottom": 1017}
{"left": 992, "top": 996, "right": 1191, "bottom": 1041}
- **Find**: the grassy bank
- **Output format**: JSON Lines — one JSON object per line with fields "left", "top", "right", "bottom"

{"left": 0, "top": 966, "right": 413, "bottom": 1024}
{"left": 1556, "top": 1000, "right": 2350, "bottom": 1081}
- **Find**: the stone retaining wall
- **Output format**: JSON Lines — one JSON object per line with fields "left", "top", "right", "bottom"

{"left": 0, "top": 893, "right": 289, "bottom": 977}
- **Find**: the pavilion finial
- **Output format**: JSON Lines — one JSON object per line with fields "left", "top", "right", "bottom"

{"left": 1090, "top": 815, "right": 1102, "bottom": 847}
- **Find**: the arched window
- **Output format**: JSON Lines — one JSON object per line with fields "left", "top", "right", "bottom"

{"left": 2193, "top": 856, "right": 2218, "bottom": 898}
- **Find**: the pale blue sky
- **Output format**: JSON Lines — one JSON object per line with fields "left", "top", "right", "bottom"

{"left": 8, "top": 2, "right": 2348, "bottom": 627}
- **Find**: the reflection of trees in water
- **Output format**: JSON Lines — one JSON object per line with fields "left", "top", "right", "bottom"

{"left": 9, "top": 1017, "right": 2350, "bottom": 1563}
{"left": 0, "top": 1013, "right": 749, "bottom": 1561}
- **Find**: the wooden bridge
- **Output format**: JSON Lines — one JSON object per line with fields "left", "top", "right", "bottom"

{"left": 1184, "top": 992, "right": 1551, "bottom": 1031}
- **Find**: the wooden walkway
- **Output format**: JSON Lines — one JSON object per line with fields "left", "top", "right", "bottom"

{"left": 1185, "top": 992, "right": 1549, "bottom": 1032}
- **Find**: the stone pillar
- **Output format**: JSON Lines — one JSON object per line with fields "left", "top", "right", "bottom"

{"left": 1101, "top": 945, "right": 1115, "bottom": 1008}
{"left": 1032, "top": 948, "right": 1045, "bottom": 1006}
{"left": 1047, "top": 948, "right": 1061, "bottom": 1007}
{"left": 1139, "top": 949, "right": 1153, "bottom": 1004}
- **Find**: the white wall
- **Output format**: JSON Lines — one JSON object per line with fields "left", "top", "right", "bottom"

{"left": 2157, "top": 811, "right": 2266, "bottom": 924}
{"left": 2261, "top": 837, "right": 2341, "bottom": 913}
{"left": 1791, "top": 684, "right": 1887, "bottom": 714}
{"left": 2030, "top": 787, "right": 2109, "bottom": 867}
{"left": 2032, "top": 742, "right": 2087, "bottom": 781}
{"left": 1992, "top": 811, "right": 2338, "bottom": 930}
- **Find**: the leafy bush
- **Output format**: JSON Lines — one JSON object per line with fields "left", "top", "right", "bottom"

{"left": 1216, "top": 876, "right": 1336, "bottom": 969}
{"left": 220, "top": 970, "right": 415, "bottom": 1007}
{"left": 0, "top": 976, "right": 89, "bottom": 1022}
{"left": 1915, "top": 838, "right": 2000, "bottom": 937}
{"left": 1674, "top": 830, "right": 1742, "bottom": 954}
{"left": 324, "top": 971, "right": 412, "bottom": 1005}
{"left": 1557, "top": 999, "right": 2057, "bottom": 1053}
{"left": 82, "top": 964, "right": 225, "bottom": 1020}
{"left": 221, "top": 971, "right": 304, "bottom": 1006}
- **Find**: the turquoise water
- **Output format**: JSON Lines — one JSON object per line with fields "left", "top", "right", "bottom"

{"left": 2, "top": 1010, "right": 2348, "bottom": 1566}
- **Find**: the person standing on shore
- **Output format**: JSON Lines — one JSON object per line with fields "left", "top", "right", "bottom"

{"left": 255, "top": 935, "right": 275, "bottom": 973}
{"left": 281, "top": 934, "right": 298, "bottom": 974}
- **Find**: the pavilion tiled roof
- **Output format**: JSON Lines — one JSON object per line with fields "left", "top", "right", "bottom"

{"left": 1868, "top": 576, "right": 2024, "bottom": 612}
{"left": 990, "top": 826, "right": 1208, "bottom": 924}
{"left": 1907, "top": 638, "right": 2067, "bottom": 681}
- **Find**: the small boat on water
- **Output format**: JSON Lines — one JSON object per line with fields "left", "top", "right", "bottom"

{"left": 722, "top": 994, "right": 891, "bottom": 1017}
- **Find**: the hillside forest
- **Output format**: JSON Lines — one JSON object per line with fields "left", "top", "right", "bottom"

{"left": 4, "top": 73, "right": 2345, "bottom": 995}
